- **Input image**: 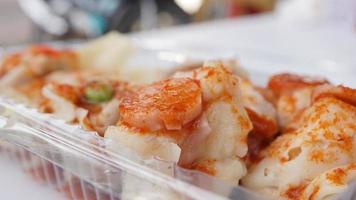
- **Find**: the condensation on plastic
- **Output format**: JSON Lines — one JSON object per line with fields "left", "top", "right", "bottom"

{"left": 0, "top": 43, "right": 355, "bottom": 200}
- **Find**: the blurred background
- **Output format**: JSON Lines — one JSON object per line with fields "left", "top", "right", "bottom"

{"left": 1, "top": 0, "right": 354, "bottom": 46}
{"left": 0, "top": 0, "right": 277, "bottom": 45}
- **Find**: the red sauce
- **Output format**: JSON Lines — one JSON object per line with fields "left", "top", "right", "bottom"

{"left": 245, "top": 108, "right": 278, "bottom": 139}
{"left": 283, "top": 183, "right": 307, "bottom": 200}
{"left": 245, "top": 109, "right": 279, "bottom": 165}
{"left": 181, "top": 159, "right": 217, "bottom": 176}
{"left": 268, "top": 73, "right": 328, "bottom": 97}
{"left": 29, "top": 45, "right": 72, "bottom": 58}
{"left": 51, "top": 83, "right": 80, "bottom": 104}
{"left": 0, "top": 53, "right": 21, "bottom": 76}
{"left": 326, "top": 168, "right": 347, "bottom": 186}
{"left": 312, "top": 85, "right": 356, "bottom": 107}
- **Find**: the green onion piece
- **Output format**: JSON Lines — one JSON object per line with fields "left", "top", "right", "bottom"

{"left": 84, "top": 83, "right": 113, "bottom": 103}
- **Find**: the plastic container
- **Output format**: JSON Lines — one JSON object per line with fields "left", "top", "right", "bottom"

{"left": 0, "top": 44, "right": 265, "bottom": 200}
{"left": 0, "top": 43, "right": 355, "bottom": 200}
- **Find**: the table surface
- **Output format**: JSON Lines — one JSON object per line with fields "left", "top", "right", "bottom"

{"left": 0, "top": 13, "right": 355, "bottom": 199}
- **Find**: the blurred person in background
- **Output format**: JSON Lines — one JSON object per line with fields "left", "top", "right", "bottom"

{"left": 0, "top": 0, "right": 353, "bottom": 45}
{"left": 11, "top": 0, "right": 276, "bottom": 43}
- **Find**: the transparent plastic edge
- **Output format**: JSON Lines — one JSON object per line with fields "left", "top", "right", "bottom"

{"left": 0, "top": 97, "right": 265, "bottom": 200}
